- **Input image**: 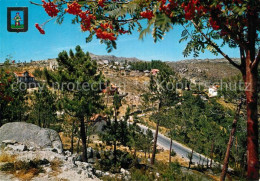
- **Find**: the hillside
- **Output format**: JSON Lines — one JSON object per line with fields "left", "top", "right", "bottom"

{"left": 167, "top": 58, "right": 241, "bottom": 84}
{"left": 89, "top": 53, "right": 145, "bottom": 63}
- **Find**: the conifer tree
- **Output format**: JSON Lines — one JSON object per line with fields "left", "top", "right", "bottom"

{"left": 30, "top": 85, "right": 57, "bottom": 128}
{"left": 44, "top": 45, "right": 104, "bottom": 162}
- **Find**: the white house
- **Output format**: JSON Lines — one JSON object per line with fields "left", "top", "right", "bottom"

{"left": 103, "top": 60, "right": 109, "bottom": 65}
{"left": 208, "top": 86, "right": 218, "bottom": 97}
{"left": 49, "top": 59, "right": 58, "bottom": 71}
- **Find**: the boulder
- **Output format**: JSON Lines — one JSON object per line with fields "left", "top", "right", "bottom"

{"left": 0, "top": 122, "right": 63, "bottom": 153}
{"left": 6, "top": 144, "right": 27, "bottom": 151}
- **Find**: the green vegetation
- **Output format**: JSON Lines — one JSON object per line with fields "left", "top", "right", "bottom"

{"left": 44, "top": 45, "right": 105, "bottom": 162}
{"left": 0, "top": 47, "right": 257, "bottom": 180}
{"left": 129, "top": 60, "right": 175, "bottom": 75}
{"left": 29, "top": 86, "right": 58, "bottom": 128}
{"left": 11, "top": 25, "right": 24, "bottom": 29}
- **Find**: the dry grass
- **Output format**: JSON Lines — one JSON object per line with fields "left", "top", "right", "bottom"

{"left": 0, "top": 159, "right": 45, "bottom": 181}
{"left": 59, "top": 132, "right": 72, "bottom": 150}
{"left": 217, "top": 98, "right": 236, "bottom": 111}
{"left": 50, "top": 159, "right": 62, "bottom": 173}
{"left": 14, "top": 168, "right": 41, "bottom": 181}
{"left": 0, "top": 153, "right": 16, "bottom": 163}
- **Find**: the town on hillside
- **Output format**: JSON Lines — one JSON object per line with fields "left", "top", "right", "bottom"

{"left": 1, "top": 49, "right": 258, "bottom": 180}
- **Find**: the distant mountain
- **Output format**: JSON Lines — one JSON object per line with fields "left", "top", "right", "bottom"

{"left": 89, "top": 53, "right": 145, "bottom": 63}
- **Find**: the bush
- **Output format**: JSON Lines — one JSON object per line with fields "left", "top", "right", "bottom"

{"left": 0, "top": 159, "right": 45, "bottom": 180}
{"left": 130, "top": 168, "right": 155, "bottom": 181}
{"left": 98, "top": 150, "right": 134, "bottom": 172}
{"left": 49, "top": 124, "right": 63, "bottom": 133}
{"left": 170, "top": 149, "right": 176, "bottom": 157}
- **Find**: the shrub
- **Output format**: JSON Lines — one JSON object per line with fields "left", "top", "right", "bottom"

{"left": 0, "top": 153, "right": 16, "bottom": 163}
{"left": 0, "top": 159, "right": 45, "bottom": 180}
{"left": 98, "top": 150, "right": 134, "bottom": 172}
{"left": 170, "top": 149, "right": 176, "bottom": 157}
{"left": 130, "top": 168, "right": 155, "bottom": 181}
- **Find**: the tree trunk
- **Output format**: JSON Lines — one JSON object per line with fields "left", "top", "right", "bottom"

{"left": 0, "top": 107, "right": 2, "bottom": 127}
{"left": 38, "top": 107, "right": 41, "bottom": 127}
{"left": 113, "top": 140, "right": 117, "bottom": 163}
{"left": 243, "top": 52, "right": 259, "bottom": 180}
{"left": 220, "top": 100, "right": 243, "bottom": 181}
{"left": 70, "top": 119, "right": 75, "bottom": 154}
{"left": 210, "top": 139, "right": 214, "bottom": 168}
{"left": 113, "top": 106, "right": 118, "bottom": 163}
{"left": 80, "top": 116, "right": 87, "bottom": 162}
{"left": 151, "top": 119, "right": 159, "bottom": 165}
{"left": 169, "top": 138, "right": 173, "bottom": 164}
{"left": 188, "top": 149, "right": 194, "bottom": 169}
{"left": 151, "top": 102, "right": 161, "bottom": 165}
{"left": 77, "top": 137, "right": 81, "bottom": 154}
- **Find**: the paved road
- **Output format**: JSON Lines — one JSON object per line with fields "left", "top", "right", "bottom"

{"left": 137, "top": 124, "right": 210, "bottom": 165}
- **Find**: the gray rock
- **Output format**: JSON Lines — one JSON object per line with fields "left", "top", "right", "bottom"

{"left": 0, "top": 122, "right": 63, "bottom": 153}
{"left": 120, "top": 168, "right": 126, "bottom": 174}
{"left": 87, "top": 147, "right": 93, "bottom": 158}
{"left": 45, "top": 167, "right": 52, "bottom": 173}
{"left": 64, "top": 150, "right": 72, "bottom": 157}
{"left": 104, "top": 172, "right": 110, "bottom": 176}
{"left": 6, "top": 144, "right": 27, "bottom": 151}
{"left": 2, "top": 140, "right": 17, "bottom": 145}
{"left": 95, "top": 170, "right": 103, "bottom": 177}
{"left": 88, "top": 158, "right": 95, "bottom": 164}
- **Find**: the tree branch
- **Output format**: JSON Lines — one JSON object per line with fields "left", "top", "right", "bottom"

{"left": 191, "top": 20, "right": 242, "bottom": 70}
{"left": 213, "top": 16, "right": 247, "bottom": 50}
{"left": 251, "top": 49, "right": 260, "bottom": 70}
{"left": 240, "top": 46, "right": 246, "bottom": 74}
{"left": 30, "top": 1, "right": 42, "bottom": 6}
{"left": 30, "top": 0, "right": 129, "bottom": 6}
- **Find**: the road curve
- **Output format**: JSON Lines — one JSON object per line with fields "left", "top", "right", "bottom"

{"left": 137, "top": 123, "right": 209, "bottom": 165}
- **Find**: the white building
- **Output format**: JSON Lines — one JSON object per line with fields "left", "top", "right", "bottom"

{"left": 103, "top": 60, "right": 109, "bottom": 65}
{"left": 49, "top": 59, "right": 58, "bottom": 71}
{"left": 208, "top": 86, "right": 218, "bottom": 97}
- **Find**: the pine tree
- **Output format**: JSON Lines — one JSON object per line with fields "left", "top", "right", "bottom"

{"left": 149, "top": 63, "right": 178, "bottom": 165}
{"left": 44, "top": 45, "right": 104, "bottom": 162}
{"left": 30, "top": 85, "right": 57, "bottom": 128}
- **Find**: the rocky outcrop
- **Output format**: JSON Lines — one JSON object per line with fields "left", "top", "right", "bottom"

{"left": 0, "top": 142, "right": 100, "bottom": 181}
{"left": 0, "top": 122, "right": 63, "bottom": 153}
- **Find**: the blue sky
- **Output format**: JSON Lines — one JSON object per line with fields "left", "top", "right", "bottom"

{"left": 0, "top": 0, "right": 240, "bottom": 63}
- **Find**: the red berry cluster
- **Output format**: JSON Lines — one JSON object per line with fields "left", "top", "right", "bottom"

{"left": 95, "top": 23, "right": 116, "bottom": 41}
{"left": 100, "top": 23, "right": 113, "bottom": 30}
{"left": 65, "top": 1, "right": 117, "bottom": 41}
{"left": 140, "top": 10, "right": 154, "bottom": 20}
{"left": 159, "top": 0, "right": 177, "bottom": 17}
{"left": 181, "top": 0, "right": 207, "bottom": 20}
{"left": 35, "top": 23, "right": 45, "bottom": 34}
{"left": 98, "top": 0, "right": 106, "bottom": 8}
{"left": 42, "top": 0, "right": 59, "bottom": 17}
{"left": 209, "top": 17, "right": 220, "bottom": 30}
{"left": 65, "top": 1, "right": 82, "bottom": 15}
{"left": 79, "top": 11, "right": 96, "bottom": 32}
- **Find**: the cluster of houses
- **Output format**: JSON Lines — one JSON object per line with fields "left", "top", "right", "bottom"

{"left": 6, "top": 57, "right": 219, "bottom": 98}
{"left": 96, "top": 59, "right": 161, "bottom": 77}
